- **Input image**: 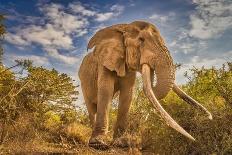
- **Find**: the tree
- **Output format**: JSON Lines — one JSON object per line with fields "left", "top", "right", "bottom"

{"left": 184, "top": 63, "right": 232, "bottom": 107}
{"left": 0, "top": 63, "right": 79, "bottom": 144}
{"left": 21, "top": 66, "right": 79, "bottom": 114}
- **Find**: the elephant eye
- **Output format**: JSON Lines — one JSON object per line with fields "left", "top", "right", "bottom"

{"left": 139, "top": 37, "right": 145, "bottom": 42}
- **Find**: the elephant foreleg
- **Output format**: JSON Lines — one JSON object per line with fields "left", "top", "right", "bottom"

{"left": 113, "top": 87, "right": 133, "bottom": 138}
{"left": 113, "top": 73, "right": 135, "bottom": 139}
{"left": 91, "top": 66, "right": 115, "bottom": 138}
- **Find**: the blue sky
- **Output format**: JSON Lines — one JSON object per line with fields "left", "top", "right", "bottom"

{"left": 1, "top": 0, "right": 232, "bottom": 85}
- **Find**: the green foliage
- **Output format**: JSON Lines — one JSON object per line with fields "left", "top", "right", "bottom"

{"left": 44, "top": 111, "right": 62, "bottom": 130}
{"left": 185, "top": 63, "right": 232, "bottom": 107}
{"left": 0, "top": 16, "right": 84, "bottom": 149}
{"left": 23, "top": 66, "right": 78, "bottom": 113}
{"left": 0, "top": 61, "right": 79, "bottom": 144}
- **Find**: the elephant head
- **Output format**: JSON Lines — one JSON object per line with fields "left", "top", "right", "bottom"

{"left": 87, "top": 21, "right": 212, "bottom": 141}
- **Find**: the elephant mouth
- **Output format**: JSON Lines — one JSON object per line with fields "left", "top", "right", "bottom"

{"left": 141, "top": 64, "right": 195, "bottom": 141}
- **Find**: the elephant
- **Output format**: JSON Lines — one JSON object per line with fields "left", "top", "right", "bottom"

{"left": 78, "top": 21, "right": 212, "bottom": 149}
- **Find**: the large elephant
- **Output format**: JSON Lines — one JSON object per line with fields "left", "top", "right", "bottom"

{"left": 78, "top": 21, "right": 212, "bottom": 149}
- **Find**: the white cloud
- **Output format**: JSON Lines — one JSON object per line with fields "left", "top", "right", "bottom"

{"left": 46, "top": 48, "right": 79, "bottom": 65}
{"left": 93, "top": 24, "right": 107, "bottom": 33}
{"left": 41, "top": 3, "right": 89, "bottom": 35}
{"left": 150, "top": 14, "right": 168, "bottom": 23}
{"left": 110, "top": 4, "right": 125, "bottom": 15}
{"left": 69, "top": 3, "right": 124, "bottom": 22}
{"left": 10, "top": 54, "right": 49, "bottom": 66}
{"left": 95, "top": 4, "right": 124, "bottom": 22}
{"left": 169, "top": 40, "right": 177, "bottom": 47}
{"left": 189, "top": 0, "right": 232, "bottom": 39}
{"left": 149, "top": 12, "right": 175, "bottom": 24}
{"left": 167, "top": 28, "right": 207, "bottom": 54}
{"left": 68, "top": 2, "right": 96, "bottom": 16}
{"left": 6, "top": 3, "right": 86, "bottom": 64}
{"left": 95, "top": 12, "right": 114, "bottom": 22}
{"left": 176, "top": 53, "right": 230, "bottom": 84}
{"left": 6, "top": 2, "right": 125, "bottom": 64}
{"left": 26, "top": 24, "right": 72, "bottom": 48}
{"left": 5, "top": 33, "right": 30, "bottom": 46}
{"left": 68, "top": 3, "right": 124, "bottom": 22}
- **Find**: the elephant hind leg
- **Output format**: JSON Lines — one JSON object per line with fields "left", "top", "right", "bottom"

{"left": 80, "top": 80, "right": 97, "bottom": 128}
{"left": 85, "top": 101, "right": 97, "bottom": 128}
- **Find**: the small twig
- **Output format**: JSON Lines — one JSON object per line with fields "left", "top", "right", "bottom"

{"left": 0, "top": 83, "right": 16, "bottom": 104}
{"left": 13, "top": 80, "right": 31, "bottom": 96}
{"left": 0, "top": 64, "right": 20, "bottom": 74}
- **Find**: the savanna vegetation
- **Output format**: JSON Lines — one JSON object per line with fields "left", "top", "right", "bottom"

{"left": 1, "top": 14, "right": 232, "bottom": 154}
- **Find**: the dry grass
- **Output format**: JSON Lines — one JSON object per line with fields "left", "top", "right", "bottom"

{"left": 1, "top": 140, "right": 143, "bottom": 155}
{"left": 0, "top": 116, "right": 144, "bottom": 155}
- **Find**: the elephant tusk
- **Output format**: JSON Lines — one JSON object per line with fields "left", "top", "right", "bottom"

{"left": 142, "top": 64, "right": 195, "bottom": 141}
{"left": 172, "top": 84, "right": 212, "bottom": 120}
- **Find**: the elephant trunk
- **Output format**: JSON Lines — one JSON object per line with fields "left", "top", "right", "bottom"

{"left": 142, "top": 64, "right": 195, "bottom": 141}
{"left": 148, "top": 41, "right": 212, "bottom": 119}
{"left": 151, "top": 47, "right": 175, "bottom": 100}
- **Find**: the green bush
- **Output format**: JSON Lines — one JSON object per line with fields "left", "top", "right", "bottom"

{"left": 128, "top": 63, "right": 232, "bottom": 154}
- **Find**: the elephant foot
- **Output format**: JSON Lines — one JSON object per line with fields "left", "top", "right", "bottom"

{"left": 89, "top": 136, "right": 110, "bottom": 150}
{"left": 111, "top": 136, "right": 130, "bottom": 148}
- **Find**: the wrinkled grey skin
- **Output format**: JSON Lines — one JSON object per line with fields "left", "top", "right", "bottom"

{"left": 78, "top": 21, "right": 212, "bottom": 149}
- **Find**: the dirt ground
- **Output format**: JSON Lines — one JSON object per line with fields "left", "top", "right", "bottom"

{"left": 0, "top": 142, "right": 155, "bottom": 155}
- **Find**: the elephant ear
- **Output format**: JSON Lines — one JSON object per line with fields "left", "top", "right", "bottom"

{"left": 87, "top": 24, "right": 127, "bottom": 50}
{"left": 96, "top": 40, "right": 126, "bottom": 76}
{"left": 87, "top": 24, "right": 127, "bottom": 77}
{"left": 87, "top": 24, "right": 143, "bottom": 76}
